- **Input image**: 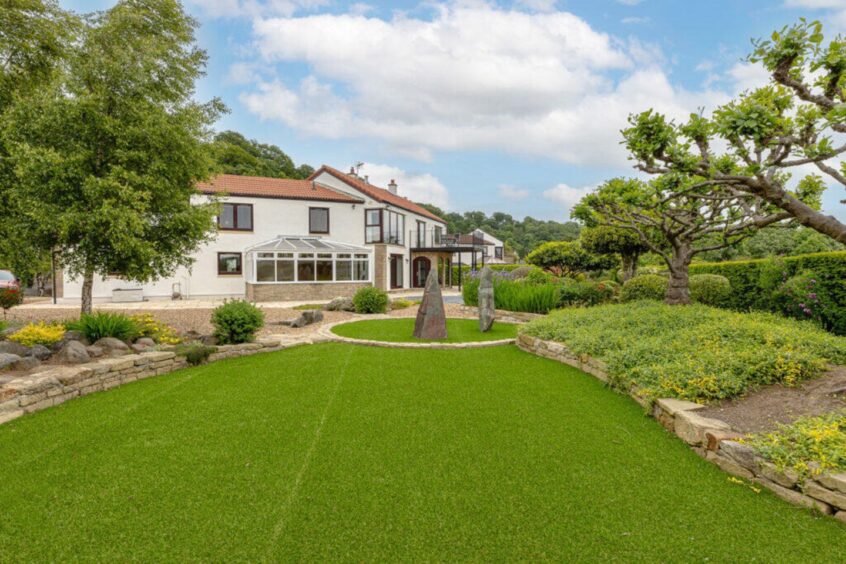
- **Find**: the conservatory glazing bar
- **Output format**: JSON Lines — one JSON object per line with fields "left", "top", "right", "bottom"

{"left": 245, "top": 237, "right": 373, "bottom": 284}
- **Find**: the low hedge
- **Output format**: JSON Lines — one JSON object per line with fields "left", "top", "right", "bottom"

{"left": 521, "top": 301, "right": 846, "bottom": 404}
{"left": 690, "top": 251, "right": 846, "bottom": 334}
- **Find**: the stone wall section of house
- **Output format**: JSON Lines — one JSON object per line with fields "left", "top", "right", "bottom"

{"left": 246, "top": 282, "right": 370, "bottom": 302}
{"left": 517, "top": 333, "right": 846, "bottom": 524}
{"left": 373, "top": 245, "right": 387, "bottom": 290}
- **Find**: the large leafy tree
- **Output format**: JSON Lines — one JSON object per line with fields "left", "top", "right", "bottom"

{"left": 210, "top": 131, "right": 314, "bottom": 179}
{"left": 0, "top": 0, "right": 73, "bottom": 285}
{"left": 574, "top": 176, "right": 791, "bottom": 304}
{"left": 579, "top": 226, "right": 649, "bottom": 281}
{"left": 2, "top": 0, "right": 224, "bottom": 313}
{"left": 623, "top": 19, "right": 846, "bottom": 244}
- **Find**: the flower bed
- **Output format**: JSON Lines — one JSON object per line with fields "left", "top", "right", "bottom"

{"left": 520, "top": 301, "right": 846, "bottom": 403}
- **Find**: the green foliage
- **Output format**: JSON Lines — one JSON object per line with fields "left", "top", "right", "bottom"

{"left": 0, "top": 287, "right": 23, "bottom": 317}
{"left": 522, "top": 301, "right": 846, "bottom": 403}
{"left": 620, "top": 275, "right": 667, "bottom": 302}
{"left": 174, "top": 343, "right": 217, "bottom": 366}
{"left": 463, "top": 277, "right": 560, "bottom": 314}
{"left": 690, "top": 251, "right": 846, "bottom": 334}
{"left": 559, "top": 279, "right": 618, "bottom": 307}
{"left": 352, "top": 286, "right": 389, "bottom": 314}
{"left": 689, "top": 274, "right": 732, "bottom": 307}
{"left": 67, "top": 312, "right": 139, "bottom": 343}
{"left": 0, "top": 320, "right": 6, "bottom": 334}
{"left": 697, "top": 226, "right": 843, "bottom": 262}
{"left": 389, "top": 299, "right": 413, "bottom": 310}
{"left": 1, "top": 0, "right": 223, "bottom": 313}
{"left": 209, "top": 130, "right": 313, "bottom": 179}
{"left": 129, "top": 313, "right": 181, "bottom": 344}
{"left": 771, "top": 271, "right": 832, "bottom": 326}
{"left": 526, "top": 241, "right": 614, "bottom": 276}
{"left": 746, "top": 411, "right": 846, "bottom": 480}
{"left": 524, "top": 268, "right": 555, "bottom": 285}
{"left": 211, "top": 300, "right": 264, "bottom": 344}
{"left": 8, "top": 322, "right": 65, "bottom": 347}
{"left": 331, "top": 318, "right": 518, "bottom": 343}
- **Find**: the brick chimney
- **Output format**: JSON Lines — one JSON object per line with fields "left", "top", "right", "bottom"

{"left": 388, "top": 179, "right": 398, "bottom": 195}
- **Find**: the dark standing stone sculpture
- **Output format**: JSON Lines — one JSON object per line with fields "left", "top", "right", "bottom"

{"left": 478, "top": 267, "right": 495, "bottom": 332}
{"left": 414, "top": 268, "right": 448, "bottom": 340}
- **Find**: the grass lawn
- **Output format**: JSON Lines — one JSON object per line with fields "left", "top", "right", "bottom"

{"left": 331, "top": 317, "right": 518, "bottom": 342}
{"left": 0, "top": 343, "right": 843, "bottom": 561}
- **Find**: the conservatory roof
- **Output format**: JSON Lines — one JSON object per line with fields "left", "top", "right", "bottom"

{"left": 246, "top": 236, "right": 372, "bottom": 253}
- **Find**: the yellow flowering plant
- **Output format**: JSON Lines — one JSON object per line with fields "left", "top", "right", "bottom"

{"left": 129, "top": 314, "right": 181, "bottom": 345}
{"left": 9, "top": 322, "right": 66, "bottom": 347}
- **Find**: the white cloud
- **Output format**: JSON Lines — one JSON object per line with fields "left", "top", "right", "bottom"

{"left": 514, "top": 0, "right": 558, "bottom": 12}
{"left": 542, "top": 183, "right": 595, "bottom": 213}
{"left": 621, "top": 16, "right": 649, "bottom": 24}
{"left": 357, "top": 162, "right": 450, "bottom": 208}
{"left": 726, "top": 62, "right": 771, "bottom": 93}
{"left": 240, "top": 4, "right": 730, "bottom": 166}
{"left": 499, "top": 185, "right": 530, "bottom": 200}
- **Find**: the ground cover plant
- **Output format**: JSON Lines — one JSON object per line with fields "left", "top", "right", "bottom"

{"left": 521, "top": 301, "right": 846, "bottom": 403}
{"left": 7, "top": 322, "right": 65, "bottom": 347}
{"left": 0, "top": 343, "right": 843, "bottom": 560}
{"left": 331, "top": 318, "right": 517, "bottom": 342}
{"left": 745, "top": 411, "right": 846, "bottom": 481}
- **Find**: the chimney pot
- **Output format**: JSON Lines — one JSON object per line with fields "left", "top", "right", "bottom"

{"left": 388, "top": 179, "right": 398, "bottom": 195}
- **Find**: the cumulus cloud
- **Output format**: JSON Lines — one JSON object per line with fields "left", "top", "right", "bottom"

{"left": 357, "top": 162, "right": 450, "bottom": 208}
{"left": 238, "top": 4, "right": 735, "bottom": 166}
{"left": 542, "top": 183, "right": 595, "bottom": 213}
{"left": 499, "top": 185, "right": 530, "bottom": 200}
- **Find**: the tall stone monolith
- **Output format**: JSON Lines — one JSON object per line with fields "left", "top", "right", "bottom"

{"left": 478, "top": 267, "right": 495, "bottom": 332}
{"left": 414, "top": 268, "right": 448, "bottom": 340}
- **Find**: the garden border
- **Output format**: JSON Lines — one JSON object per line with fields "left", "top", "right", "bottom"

{"left": 516, "top": 333, "right": 846, "bottom": 524}
{"left": 318, "top": 316, "right": 517, "bottom": 349}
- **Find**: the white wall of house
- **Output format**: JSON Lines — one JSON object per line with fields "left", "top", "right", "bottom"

{"left": 455, "top": 229, "right": 507, "bottom": 267}
{"left": 61, "top": 172, "right": 449, "bottom": 302}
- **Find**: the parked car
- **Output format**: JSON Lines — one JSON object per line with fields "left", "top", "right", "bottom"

{"left": 0, "top": 270, "right": 20, "bottom": 290}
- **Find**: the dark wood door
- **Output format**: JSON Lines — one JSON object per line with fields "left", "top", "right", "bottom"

{"left": 412, "top": 256, "right": 431, "bottom": 288}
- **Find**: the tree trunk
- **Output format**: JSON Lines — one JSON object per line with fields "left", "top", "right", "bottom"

{"left": 80, "top": 268, "right": 94, "bottom": 315}
{"left": 665, "top": 251, "right": 692, "bottom": 305}
{"left": 621, "top": 253, "right": 638, "bottom": 282}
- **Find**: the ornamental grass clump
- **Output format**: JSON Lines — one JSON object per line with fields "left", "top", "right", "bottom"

{"left": 8, "top": 322, "right": 66, "bottom": 347}
{"left": 521, "top": 301, "right": 846, "bottom": 403}
{"left": 67, "top": 312, "right": 139, "bottom": 343}
{"left": 745, "top": 411, "right": 846, "bottom": 480}
{"left": 211, "top": 300, "right": 264, "bottom": 344}
{"left": 462, "top": 272, "right": 560, "bottom": 314}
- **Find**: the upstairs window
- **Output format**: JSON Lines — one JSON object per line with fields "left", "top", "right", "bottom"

{"left": 309, "top": 207, "right": 330, "bottom": 234}
{"left": 365, "top": 209, "right": 382, "bottom": 243}
{"left": 495, "top": 246, "right": 503, "bottom": 259}
{"left": 219, "top": 203, "right": 253, "bottom": 231}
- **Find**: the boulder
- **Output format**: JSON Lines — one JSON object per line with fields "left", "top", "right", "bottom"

{"left": 325, "top": 297, "right": 354, "bottom": 312}
{"left": 0, "top": 353, "right": 22, "bottom": 371}
{"left": 51, "top": 330, "right": 88, "bottom": 352}
{"left": 93, "top": 337, "right": 130, "bottom": 355}
{"left": 0, "top": 341, "right": 29, "bottom": 357}
{"left": 478, "top": 267, "right": 495, "bottom": 332}
{"left": 718, "top": 440, "right": 759, "bottom": 472}
{"left": 11, "top": 356, "right": 40, "bottom": 372}
{"left": 300, "top": 309, "right": 324, "bottom": 325}
{"left": 135, "top": 337, "right": 156, "bottom": 348}
{"left": 28, "top": 344, "right": 52, "bottom": 361}
{"left": 56, "top": 341, "right": 91, "bottom": 364}
{"left": 86, "top": 345, "right": 104, "bottom": 358}
{"left": 414, "top": 269, "right": 447, "bottom": 340}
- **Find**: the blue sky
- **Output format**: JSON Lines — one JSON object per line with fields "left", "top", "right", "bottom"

{"left": 59, "top": 0, "right": 846, "bottom": 221}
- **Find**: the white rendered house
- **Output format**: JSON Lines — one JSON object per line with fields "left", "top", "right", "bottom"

{"left": 59, "top": 166, "right": 480, "bottom": 303}
{"left": 454, "top": 229, "right": 514, "bottom": 267}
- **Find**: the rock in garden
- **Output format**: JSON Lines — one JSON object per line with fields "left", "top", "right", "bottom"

{"left": 478, "top": 266, "right": 496, "bottom": 332}
{"left": 300, "top": 309, "right": 324, "bottom": 325}
{"left": 0, "top": 341, "right": 29, "bottom": 357}
{"left": 56, "top": 341, "right": 91, "bottom": 364}
{"left": 93, "top": 337, "right": 130, "bottom": 355}
{"left": 52, "top": 330, "right": 87, "bottom": 352}
{"left": 28, "top": 344, "right": 52, "bottom": 361}
{"left": 11, "top": 356, "right": 40, "bottom": 372}
{"left": 326, "top": 297, "right": 354, "bottom": 312}
{"left": 414, "top": 269, "right": 447, "bottom": 340}
{"left": 135, "top": 337, "right": 156, "bottom": 348}
{"left": 86, "top": 345, "right": 104, "bottom": 358}
{"left": 200, "top": 335, "right": 218, "bottom": 346}
{"left": 0, "top": 353, "right": 22, "bottom": 370}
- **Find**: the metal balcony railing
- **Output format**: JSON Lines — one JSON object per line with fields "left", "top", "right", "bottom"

{"left": 409, "top": 230, "right": 486, "bottom": 250}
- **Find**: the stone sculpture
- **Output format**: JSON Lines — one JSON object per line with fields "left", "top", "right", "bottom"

{"left": 413, "top": 269, "right": 447, "bottom": 340}
{"left": 478, "top": 267, "right": 495, "bottom": 332}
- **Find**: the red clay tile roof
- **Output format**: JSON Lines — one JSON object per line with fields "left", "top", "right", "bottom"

{"left": 198, "top": 174, "right": 364, "bottom": 204}
{"left": 309, "top": 165, "right": 446, "bottom": 223}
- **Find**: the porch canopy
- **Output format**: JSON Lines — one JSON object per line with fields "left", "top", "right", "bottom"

{"left": 245, "top": 236, "right": 373, "bottom": 284}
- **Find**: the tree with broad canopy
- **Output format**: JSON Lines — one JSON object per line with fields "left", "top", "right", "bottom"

{"left": 622, "top": 19, "right": 846, "bottom": 245}
{"left": 579, "top": 225, "right": 649, "bottom": 281}
{"left": 573, "top": 175, "right": 793, "bottom": 304}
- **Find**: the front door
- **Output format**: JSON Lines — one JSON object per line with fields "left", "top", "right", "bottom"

{"left": 412, "top": 256, "right": 431, "bottom": 288}
{"left": 390, "top": 254, "right": 403, "bottom": 289}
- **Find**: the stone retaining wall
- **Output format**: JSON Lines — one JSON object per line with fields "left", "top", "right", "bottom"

{"left": 517, "top": 333, "right": 846, "bottom": 524}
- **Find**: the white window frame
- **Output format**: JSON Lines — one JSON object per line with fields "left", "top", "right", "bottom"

{"left": 251, "top": 251, "right": 372, "bottom": 284}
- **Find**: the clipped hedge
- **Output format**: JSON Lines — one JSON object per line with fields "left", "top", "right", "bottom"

{"left": 620, "top": 274, "right": 667, "bottom": 302}
{"left": 689, "top": 274, "right": 732, "bottom": 307}
{"left": 521, "top": 301, "right": 846, "bottom": 403}
{"left": 690, "top": 251, "right": 846, "bottom": 334}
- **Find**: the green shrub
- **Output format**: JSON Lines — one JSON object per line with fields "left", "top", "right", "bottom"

{"left": 559, "top": 279, "right": 617, "bottom": 307}
{"left": 690, "top": 251, "right": 846, "bottom": 334}
{"left": 67, "top": 312, "right": 139, "bottom": 343}
{"left": 771, "top": 271, "right": 832, "bottom": 327}
{"left": 689, "top": 274, "right": 732, "bottom": 307}
{"left": 620, "top": 274, "right": 667, "bottom": 302}
{"left": 524, "top": 268, "right": 555, "bottom": 285}
{"left": 9, "top": 322, "right": 65, "bottom": 347}
{"left": 509, "top": 266, "right": 534, "bottom": 279}
{"left": 0, "top": 287, "right": 22, "bottom": 318}
{"left": 352, "top": 286, "right": 389, "bottom": 314}
{"left": 211, "top": 300, "right": 264, "bottom": 344}
{"left": 521, "top": 301, "right": 846, "bottom": 404}
{"left": 746, "top": 411, "right": 846, "bottom": 480}
{"left": 0, "top": 320, "right": 6, "bottom": 335}
{"left": 175, "top": 343, "right": 217, "bottom": 366}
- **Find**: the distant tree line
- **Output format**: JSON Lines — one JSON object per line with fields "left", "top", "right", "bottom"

{"left": 209, "top": 131, "right": 314, "bottom": 180}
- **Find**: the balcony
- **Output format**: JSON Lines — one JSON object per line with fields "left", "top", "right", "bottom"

{"left": 409, "top": 229, "right": 486, "bottom": 251}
